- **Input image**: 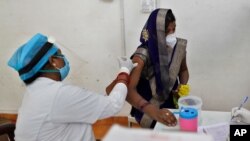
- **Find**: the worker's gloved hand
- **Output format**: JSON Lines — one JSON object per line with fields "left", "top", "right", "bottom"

{"left": 231, "top": 107, "right": 250, "bottom": 123}
{"left": 118, "top": 57, "right": 138, "bottom": 74}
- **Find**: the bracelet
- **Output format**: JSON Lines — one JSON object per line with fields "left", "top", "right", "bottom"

{"left": 140, "top": 102, "right": 150, "bottom": 111}
{"left": 139, "top": 101, "right": 151, "bottom": 111}
{"left": 118, "top": 72, "right": 129, "bottom": 79}
{"left": 117, "top": 72, "right": 130, "bottom": 85}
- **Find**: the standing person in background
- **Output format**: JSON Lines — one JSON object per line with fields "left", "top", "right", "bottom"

{"left": 127, "top": 8, "right": 190, "bottom": 128}
{"left": 8, "top": 33, "right": 137, "bottom": 141}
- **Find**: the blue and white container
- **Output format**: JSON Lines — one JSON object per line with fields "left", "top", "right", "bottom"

{"left": 178, "top": 96, "right": 203, "bottom": 125}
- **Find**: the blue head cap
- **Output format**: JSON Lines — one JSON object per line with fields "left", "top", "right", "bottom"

{"left": 8, "top": 33, "right": 59, "bottom": 82}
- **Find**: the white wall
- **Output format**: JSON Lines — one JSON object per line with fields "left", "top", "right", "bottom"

{"left": 0, "top": 0, "right": 250, "bottom": 115}
{"left": 0, "top": 0, "right": 126, "bottom": 113}
{"left": 124, "top": 0, "right": 250, "bottom": 111}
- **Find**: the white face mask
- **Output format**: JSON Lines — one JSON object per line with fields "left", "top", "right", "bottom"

{"left": 166, "top": 33, "right": 177, "bottom": 48}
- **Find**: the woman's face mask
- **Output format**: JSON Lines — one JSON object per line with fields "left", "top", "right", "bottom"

{"left": 39, "top": 54, "right": 70, "bottom": 81}
{"left": 54, "top": 55, "right": 70, "bottom": 81}
{"left": 166, "top": 33, "right": 177, "bottom": 48}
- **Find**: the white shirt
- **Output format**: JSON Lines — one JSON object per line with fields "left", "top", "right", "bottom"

{"left": 15, "top": 77, "right": 127, "bottom": 141}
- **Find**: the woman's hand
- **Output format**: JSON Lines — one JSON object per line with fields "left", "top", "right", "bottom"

{"left": 155, "top": 108, "right": 177, "bottom": 126}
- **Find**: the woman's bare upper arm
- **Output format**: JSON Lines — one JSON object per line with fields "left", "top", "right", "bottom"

{"left": 129, "top": 55, "right": 144, "bottom": 89}
{"left": 126, "top": 55, "right": 145, "bottom": 107}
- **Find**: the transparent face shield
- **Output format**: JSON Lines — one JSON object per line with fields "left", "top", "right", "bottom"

{"left": 47, "top": 36, "right": 89, "bottom": 83}
{"left": 47, "top": 35, "right": 119, "bottom": 88}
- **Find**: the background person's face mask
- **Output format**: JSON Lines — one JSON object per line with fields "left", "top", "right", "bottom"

{"left": 166, "top": 33, "right": 177, "bottom": 48}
